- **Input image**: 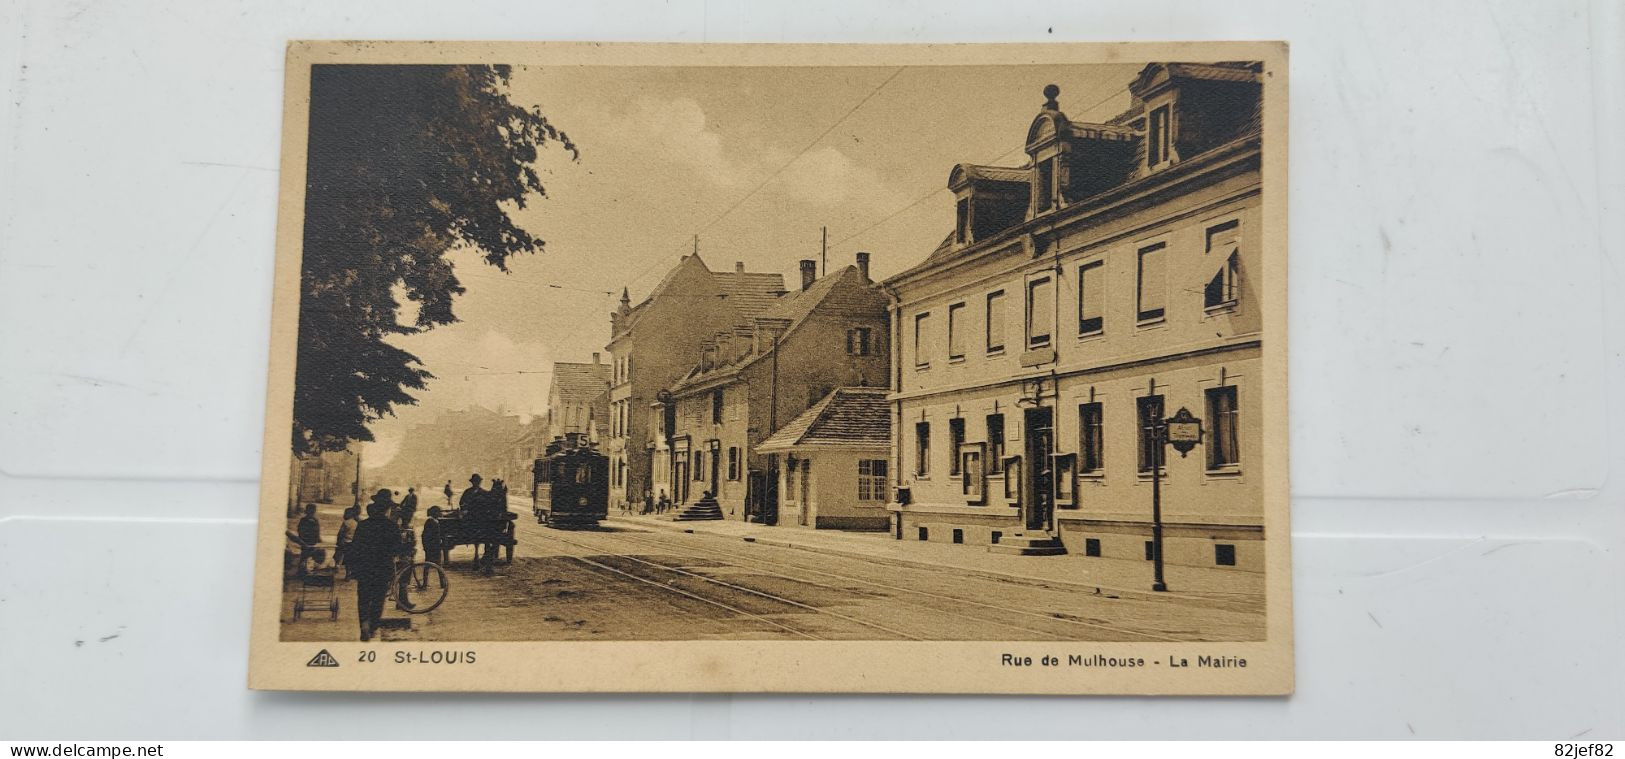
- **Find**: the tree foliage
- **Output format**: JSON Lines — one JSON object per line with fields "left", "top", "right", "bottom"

{"left": 294, "top": 64, "right": 574, "bottom": 455}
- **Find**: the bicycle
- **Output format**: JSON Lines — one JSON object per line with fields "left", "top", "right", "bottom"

{"left": 387, "top": 560, "right": 450, "bottom": 614}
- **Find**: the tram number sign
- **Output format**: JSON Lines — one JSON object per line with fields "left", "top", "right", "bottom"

{"left": 1164, "top": 407, "right": 1204, "bottom": 458}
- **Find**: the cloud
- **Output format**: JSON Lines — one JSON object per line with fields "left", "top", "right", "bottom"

{"left": 598, "top": 96, "right": 898, "bottom": 208}
{"left": 611, "top": 96, "right": 749, "bottom": 186}
{"left": 773, "top": 145, "right": 892, "bottom": 207}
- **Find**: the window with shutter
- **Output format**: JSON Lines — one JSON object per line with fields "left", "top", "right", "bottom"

{"left": 986, "top": 413, "right": 1005, "bottom": 474}
{"left": 915, "top": 422, "right": 931, "bottom": 477}
{"left": 985, "top": 290, "right": 1006, "bottom": 353}
{"left": 1204, "top": 220, "right": 1241, "bottom": 309}
{"left": 1206, "top": 385, "right": 1240, "bottom": 469}
{"left": 1027, "top": 276, "right": 1054, "bottom": 348}
{"left": 1137, "top": 243, "right": 1166, "bottom": 322}
{"left": 1137, "top": 394, "right": 1165, "bottom": 473}
{"left": 1078, "top": 260, "right": 1104, "bottom": 335}
{"left": 914, "top": 312, "right": 932, "bottom": 368}
{"left": 1079, "top": 402, "right": 1104, "bottom": 473}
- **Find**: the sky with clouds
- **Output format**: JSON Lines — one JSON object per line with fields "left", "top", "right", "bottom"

{"left": 362, "top": 62, "right": 1140, "bottom": 467}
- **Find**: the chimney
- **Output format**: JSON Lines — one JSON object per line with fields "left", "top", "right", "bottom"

{"left": 855, "top": 251, "right": 870, "bottom": 281}
{"left": 799, "top": 259, "right": 817, "bottom": 291}
{"left": 592, "top": 352, "right": 600, "bottom": 365}
{"left": 735, "top": 261, "right": 746, "bottom": 274}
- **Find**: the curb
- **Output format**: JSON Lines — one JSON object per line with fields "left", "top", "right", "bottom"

{"left": 605, "top": 516, "right": 1261, "bottom": 611}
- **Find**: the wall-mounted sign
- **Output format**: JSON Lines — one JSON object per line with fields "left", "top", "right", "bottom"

{"left": 1165, "top": 406, "right": 1204, "bottom": 457}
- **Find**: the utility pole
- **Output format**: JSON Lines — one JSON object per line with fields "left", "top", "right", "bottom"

{"left": 352, "top": 446, "right": 363, "bottom": 509}
{"left": 821, "top": 226, "right": 827, "bottom": 277}
{"left": 760, "top": 317, "right": 791, "bottom": 526}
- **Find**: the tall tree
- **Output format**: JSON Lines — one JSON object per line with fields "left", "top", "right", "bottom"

{"left": 294, "top": 64, "right": 574, "bottom": 455}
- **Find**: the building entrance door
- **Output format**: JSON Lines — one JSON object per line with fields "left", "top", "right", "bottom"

{"left": 760, "top": 456, "right": 781, "bottom": 525}
{"left": 707, "top": 441, "right": 721, "bottom": 496}
{"left": 1024, "top": 407, "right": 1054, "bottom": 532}
{"left": 798, "top": 459, "right": 811, "bottom": 525}
{"left": 673, "top": 440, "right": 690, "bottom": 504}
{"left": 746, "top": 470, "right": 762, "bottom": 521}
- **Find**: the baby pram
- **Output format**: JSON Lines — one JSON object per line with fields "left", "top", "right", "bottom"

{"left": 285, "top": 529, "right": 340, "bottom": 621}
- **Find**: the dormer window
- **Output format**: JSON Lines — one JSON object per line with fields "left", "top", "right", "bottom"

{"left": 949, "top": 163, "right": 1031, "bottom": 245}
{"left": 1034, "top": 159, "right": 1055, "bottom": 212}
{"left": 955, "top": 197, "right": 971, "bottom": 244}
{"left": 1147, "top": 105, "right": 1172, "bottom": 168}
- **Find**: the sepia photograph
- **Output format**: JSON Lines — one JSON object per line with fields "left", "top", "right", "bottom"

{"left": 251, "top": 41, "right": 1291, "bottom": 693}
{"left": 9, "top": 0, "right": 1625, "bottom": 744}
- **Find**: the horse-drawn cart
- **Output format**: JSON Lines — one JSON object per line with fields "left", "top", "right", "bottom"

{"left": 432, "top": 510, "right": 516, "bottom": 567}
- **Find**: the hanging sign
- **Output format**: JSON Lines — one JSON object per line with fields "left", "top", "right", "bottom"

{"left": 1165, "top": 406, "right": 1204, "bottom": 457}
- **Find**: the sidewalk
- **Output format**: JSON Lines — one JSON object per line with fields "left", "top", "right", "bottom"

{"left": 606, "top": 513, "right": 1263, "bottom": 609}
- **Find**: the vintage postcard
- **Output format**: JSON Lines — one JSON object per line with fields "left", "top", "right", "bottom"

{"left": 250, "top": 40, "right": 1291, "bottom": 694}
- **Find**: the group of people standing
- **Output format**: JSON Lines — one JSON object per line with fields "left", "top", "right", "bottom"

{"left": 294, "top": 486, "right": 433, "bottom": 641}
{"left": 322, "top": 487, "right": 427, "bottom": 641}
{"left": 620, "top": 489, "right": 673, "bottom": 516}
{"left": 292, "top": 474, "right": 515, "bottom": 641}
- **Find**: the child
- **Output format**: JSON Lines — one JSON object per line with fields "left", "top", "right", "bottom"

{"left": 422, "top": 506, "right": 444, "bottom": 566}
{"left": 336, "top": 506, "right": 360, "bottom": 580}
{"left": 300, "top": 546, "right": 335, "bottom": 576}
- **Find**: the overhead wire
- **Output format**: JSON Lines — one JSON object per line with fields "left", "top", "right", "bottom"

{"left": 441, "top": 76, "right": 1135, "bottom": 378}
{"left": 620, "top": 66, "right": 909, "bottom": 292}
{"left": 824, "top": 81, "right": 1134, "bottom": 256}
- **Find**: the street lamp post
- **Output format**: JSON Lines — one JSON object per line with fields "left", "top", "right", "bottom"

{"left": 1150, "top": 391, "right": 1204, "bottom": 593}
{"left": 1150, "top": 422, "right": 1167, "bottom": 592}
{"left": 352, "top": 447, "right": 363, "bottom": 509}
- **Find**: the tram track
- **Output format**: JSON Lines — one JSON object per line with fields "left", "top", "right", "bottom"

{"left": 585, "top": 529, "right": 1080, "bottom": 641}
{"left": 558, "top": 553, "right": 824, "bottom": 640}
{"left": 591, "top": 527, "right": 1195, "bottom": 643}
{"left": 545, "top": 532, "right": 925, "bottom": 641}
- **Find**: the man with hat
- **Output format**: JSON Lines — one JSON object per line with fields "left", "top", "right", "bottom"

{"left": 458, "top": 473, "right": 486, "bottom": 515}
{"left": 349, "top": 489, "right": 400, "bottom": 641}
{"left": 458, "top": 474, "right": 493, "bottom": 572}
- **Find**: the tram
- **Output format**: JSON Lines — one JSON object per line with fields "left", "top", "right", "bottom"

{"left": 532, "top": 432, "right": 609, "bottom": 529}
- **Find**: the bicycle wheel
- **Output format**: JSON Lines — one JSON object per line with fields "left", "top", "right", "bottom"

{"left": 391, "top": 561, "right": 449, "bottom": 614}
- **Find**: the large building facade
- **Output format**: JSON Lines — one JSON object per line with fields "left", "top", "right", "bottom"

{"left": 604, "top": 255, "right": 786, "bottom": 511}
{"left": 886, "top": 63, "right": 1266, "bottom": 574}
{"left": 662, "top": 259, "right": 890, "bottom": 522}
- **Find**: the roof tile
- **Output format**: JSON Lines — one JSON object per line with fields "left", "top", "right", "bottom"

{"left": 758, "top": 387, "right": 890, "bottom": 452}
{"left": 551, "top": 361, "right": 610, "bottom": 404}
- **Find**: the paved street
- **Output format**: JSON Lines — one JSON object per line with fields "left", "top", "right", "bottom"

{"left": 282, "top": 499, "right": 1265, "bottom": 643}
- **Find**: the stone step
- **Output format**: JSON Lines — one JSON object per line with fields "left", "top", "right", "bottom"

{"left": 987, "top": 533, "right": 1067, "bottom": 556}
{"left": 672, "top": 502, "right": 724, "bottom": 521}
